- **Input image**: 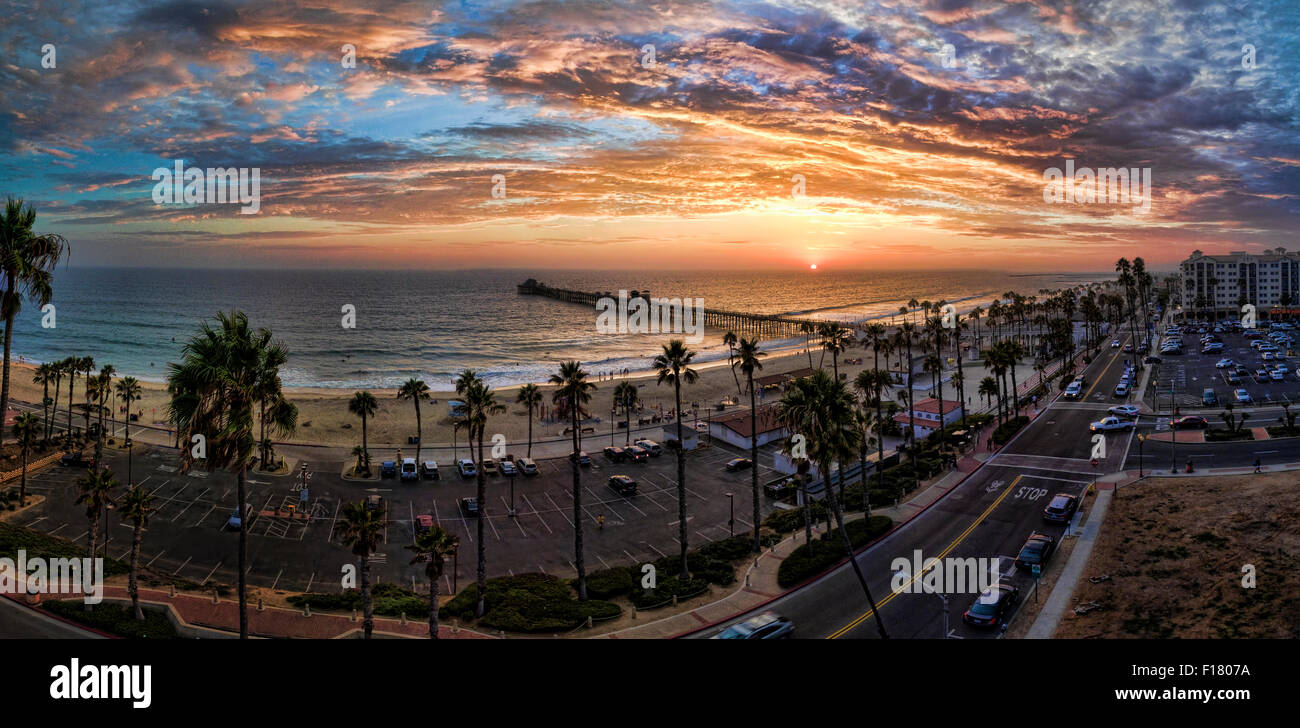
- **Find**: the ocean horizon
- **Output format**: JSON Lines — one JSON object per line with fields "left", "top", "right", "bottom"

{"left": 9, "top": 266, "right": 1103, "bottom": 391}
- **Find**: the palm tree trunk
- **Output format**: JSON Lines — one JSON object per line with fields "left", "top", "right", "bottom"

{"left": 414, "top": 399, "right": 422, "bottom": 466}
{"left": 237, "top": 467, "right": 248, "bottom": 638}
{"left": 674, "top": 376, "right": 688, "bottom": 578}
{"left": 0, "top": 277, "right": 13, "bottom": 445}
{"left": 824, "top": 459, "right": 888, "bottom": 638}
{"left": 67, "top": 373, "right": 76, "bottom": 446}
{"left": 475, "top": 425, "right": 487, "bottom": 617}
{"left": 526, "top": 404, "right": 534, "bottom": 457}
{"left": 361, "top": 413, "right": 369, "bottom": 471}
{"left": 41, "top": 381, "right": 49, "bottom": 441}
{"left": 49, "top": 377, "right": 60, "bottom": 442}
{"left": 19, "top": 450, "right": 27, "bottom": 507}
{"left": 361, "top": 553, "right": 373, "bottom": 639}
{"left": 906, "top": 340, "right": 915, "bottom": 448}
{"left": 84, "top": 508, "right": 99, "bottom": 612}
{"left": 130, "top": 522, "right": 143, "bottom": 620}
{"left": 124, "top": 406, "right": 133, "bottom": 485}
{"left": 429, "top": 563, "right": 441, "bottom": 638}
{"left": 572, "top": 407, "right": 587, "bottom": 600}
{"left": 749, "top": 373, "right": 760, "bottom": 553}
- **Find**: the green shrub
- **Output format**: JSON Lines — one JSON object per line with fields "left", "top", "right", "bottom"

{"left": 629, "top": 575, "right": 710, "bottom": 609}
{"left": 578, "top": 567, "right": 637, "bottom": 600}
{"left": 288, "top": 582, "right": 427, "bottom": 617}
{"left": 697, "top": 535, "right": 753, "bottom": 562}
{"left": 777, "top": 515, "right": 893, "bottom": 587}
{"left": 1204, "top": 427, "right": 1254, "bottom": 442}
{"left": 43, "top": 600, "right": 178, "bottom": 639}
{"left": 0, "top": 523, "right": 128, "bottom": 576}
{"left": 763, "top": 503, "right": 827, "bottom": 534}
{"left": 438, "top": 573, "right": 620, "bottom": 632}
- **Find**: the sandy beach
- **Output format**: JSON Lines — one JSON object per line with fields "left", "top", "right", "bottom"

{"left": 6, "top": 338, "right": 940, "bottom": 452}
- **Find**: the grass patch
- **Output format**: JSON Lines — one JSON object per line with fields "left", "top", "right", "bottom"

{"left": 43, "top": 599, "right": 178, "bottom": 639}
{"left": 0, "top": 522, "right": 129, "bottom": 576}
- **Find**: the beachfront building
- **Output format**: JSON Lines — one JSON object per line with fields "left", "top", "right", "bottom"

{"left": 892, "top": 397, "right": 964, "bottom": 441}
{"left": 1179, "top": 248, "right": 1300, "bottom": 318}
{"left": 708, "top": 404, "right": 787, "bottom": 450}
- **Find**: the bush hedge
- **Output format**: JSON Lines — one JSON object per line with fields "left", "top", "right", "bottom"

{"left": 777, "top": 515, "right": 894, "bottom": 587}
{"left": 439, "top": 573, "right": 620, "bottom": 632}
{"left": 287, "top": 582, "right": 427, "bottom": 617}
{"left": 1204, "top": 427, "right": 1254, "bottom": 442}
{"left": 43, "top": 600, "right": 178, "bottom": 639}
{"left": 991, "top": 416, "right": 1030, "bottom": 445}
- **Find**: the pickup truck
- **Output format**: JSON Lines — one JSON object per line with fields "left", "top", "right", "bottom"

{"left": 1089, "top": 416, "right": 1134, "bottom": 433}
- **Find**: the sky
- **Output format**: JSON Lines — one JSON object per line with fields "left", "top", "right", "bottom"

{"left": 1, "top": 0, "right": 1298, "bottom": 272}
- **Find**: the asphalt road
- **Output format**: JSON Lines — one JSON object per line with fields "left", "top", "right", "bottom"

{"left": 0, "top": 596, "right": 105, "bottom": 639}
{"left": 691, "top": 332, "right": 1142, "bottom": 640}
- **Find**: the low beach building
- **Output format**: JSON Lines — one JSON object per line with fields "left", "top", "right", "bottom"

{"left": 893, "top": 397, "right": 964, "bottom": 441}
{"left": 708, "top": 404, "right": 787, "bottom": 449}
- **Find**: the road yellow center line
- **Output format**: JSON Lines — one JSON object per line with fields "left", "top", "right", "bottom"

{"left": 827, "top": 474, "right": 1023, "bottom": 639}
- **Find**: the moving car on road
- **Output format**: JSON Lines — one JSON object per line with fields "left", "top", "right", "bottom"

{"left": 1063, "top": 381, "right": 1083, "bottom": 399}
{"left": 1108, "top": 405, "right": 1140, "bottom": 418}
{"left": 712, "top": 611, "right": 794, "bottom": 639}
{"left": 1170, "top": 415, "right": 1209, "bottom": 430}
{"left": 1090, "top": 416, "right": 1134, "bottom": 433}
{"left": 962, "top": 583, "right": 1020, "bottom": 628}
{"left": 1113, "top": 382, "right": 1129, "bottom": 397}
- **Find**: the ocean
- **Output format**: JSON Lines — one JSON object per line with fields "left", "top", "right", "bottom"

{"left": 7, "top": 267, "right": 1100, "bottom": 391}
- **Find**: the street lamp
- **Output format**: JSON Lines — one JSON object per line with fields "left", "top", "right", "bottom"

{"left": 937, "top": 592, "right": 950, "bottom": 639}
{"left": 726, "top": 492, "right": 734, "bottom": 536}
{"left": 508, "top": 470, "right": 517, "bottom": 517}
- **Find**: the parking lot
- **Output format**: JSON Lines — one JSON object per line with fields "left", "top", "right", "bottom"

{"left": 1141, "top": 322, "right": 1300, "bottom": 411}
{"left": 12, "top": 434, "right": 788, "bottom": 599}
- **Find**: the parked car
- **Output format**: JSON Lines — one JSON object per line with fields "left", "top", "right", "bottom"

{"left": 724, "top": 457, "right": 754, "bottom": 472}
{"left": 1215, "top": 358, "right": 1235, "bottom": 369}
{"left": 603, "top": 446, "right": 627, "bottom": 462}
{"left": 482, "top": 458, "right": 499, "bottom": 475}
{"left": 457, "top": 458, "right": 477, "bottom": 478}
{"left": 1256, "top": 368, "right": 1270, "bottom": 380}
{"left": 625, "top": 445, "right": 649, "bottom": 462}
{"left": 499, "top": 458, "right": 517, "bottom": 476}
{"left": 226, "top": 502, "right": 254, "bottom": 530}
{"left": 1235, "top": 388, "right": 1252, "bottom": 404}
{"left": 573, "top": 450, "right": 592, "bottom": 467}
{"left": 1226, "top": 371, "right": 1241, "bottom": 385}
{"left": 380, "top": 460, "right": 398, "bottom": 478}
{"left": 633, "top": 439, "right": 662, "bottom": 456}
{"left": 607, "top": 474, "right": 638, "bottom": 496}
{"left": 1271, "top": 368, "right": 1286, "bottom": 381}
{"left": 1042, "top": 493, "right": 1080, "bottom": 523}
{"left": 962, "top": 583, "right": 1020, "bottom": 628}
{"left": 59, "top": 451, "right": 88, "bottom": 467}
{"left": 415, "top": 514, "right": 434, "bottom": 534}
{"left": 1090, "top": 416, "right": 1133, "bottom": 433}
{"left": 1170, "top": 415, "right": 1209, "bottom": 430}
{"left": 1113, "top": 382, "right": 1129, "bottom": 397}
{"left": 517, "top": 457, "right": 539, "bottom": 476}
{"left": 400, "top": 457, "right": 419, "bottom": 481}
{"left": 1015, "top": 533, "right": 1056, "bottom": 570}
{"left": 421, "top": 460, "right": 439, "bottom": 480}
{"left": 1143, "top": 355, "right": 1162, "bottom": 364}
{"left": 1202, "top": 388, "right": 1218, "bottom": 406}
{"left": 712, "top": 612, "right": 794, "bottom": 639}
{"left": 459, "top": 497, "right": 479, "bottom": 517}
{"left": 366, "top": 494, "right": 383, "bottom": 512}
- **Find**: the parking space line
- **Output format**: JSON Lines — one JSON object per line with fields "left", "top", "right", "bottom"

{"left": 193, "top": 504, "right": 217, "bottom": 527}
{"left": 200, "top": 562, "right": 222, "bottom": 585}
{"left": 544, "top": 492, "right": 574, "bottom": 529}
{"left": 585, "top": 487, "right": 624, "bottom": 521}
{"left": 171, "top": 556, "right": 192, "bottom": 575}
{"left": 519, "top": 494, "right": 553, "bottom": 534}
{"left": 146, "top": 550, "right": 166, "bottom": 567}
{"left": 500, "top": 497, "right": 528, "bottom": 536}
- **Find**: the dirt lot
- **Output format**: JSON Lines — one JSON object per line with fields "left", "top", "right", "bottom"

{"left": 1055, "top": 472, "right": 1300, "bottom": 638}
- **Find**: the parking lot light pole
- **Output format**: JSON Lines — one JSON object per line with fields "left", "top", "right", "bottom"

{"left": 726, "top": 492, "right": 734, "bottom": 536}
{"left": 509, "top": 472, "right": 517, "bottom": 517}
{"left": 938, "top": 592, "right": 950, "bottom": 639}
{"left": 1137, "top": 434, "right": 1145, "bottom": 478}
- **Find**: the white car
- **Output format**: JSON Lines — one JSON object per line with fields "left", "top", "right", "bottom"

{"left": 1090, "top": 416, "right": 1134, "bottom": 433}
{"left": 1235, "top": 389, "right": 1252, "bottom": 404}
{"left": 1114, "top": 382, "right": 1129, "bottom": 397}
{"left": 1270, "top": 369, "right": 1286, "bottom": 381}
{"left": 1275, "top": 364, "right": 1290, "bottom": 374}
{"left": 1108, "top": 405, "right": 1140, "bottom": 418}
{"left": 1215, "top": 358, "right": 1235, "bottom": 369}
{"left": 1063, "top": 382, "right": 1083, "bottom": 399}
{"left": 1202, "top": 343, "right": 1224, "bottom": 354}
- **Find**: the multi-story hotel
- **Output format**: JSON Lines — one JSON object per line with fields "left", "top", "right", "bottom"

{"left": 1179, "top": 248, "right": 1300, "bottom": 314}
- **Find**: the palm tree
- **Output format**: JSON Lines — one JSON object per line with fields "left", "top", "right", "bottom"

{"left": 118, "top": 484, "right": 155, "bottom": 621}
{"left": 168, "top": 311, "right": 290, "bottom": 639}
{"left": 458, "top": 373, "right": 505, "bottom": 615}
{"left": 48, "top": 360, "right": 64, "bottom": 442}
{"left": 549, "top": 361, "right": 596, "bottom": 598}
{"left": 348, "top": 391, "right": 378, "bottom": 475}
{"left": 732, "top": 336, "right": 766, "bottom": 552}
{"left": 722, "top": 331, "right": 743, "bottom": 398}
{"left": 74, "top": 468, "right": 117, "bottom": 612}
{"left": 32, "top": 363, "right": 54, "bottom": 441}
{"left": 652, "top": 340, "right": 698, "bottom": 578}
{"left": 63, "top": 356, "right": 80, "bottom": 446}
{"left": 408, "top": 526, "right": 459, "bottom": 638}
{"left": 0, "top": 197, "right": 68, "bottom": 443}
{"left": 396, "top": 378, "right": 431, "bottom": 465}
{"left": 12, "top": 412, "right": 39, "bottom": 507}
{"left": 800, "top": 321, "right": 816, "bottom": 369}
{"left": 515, "top": 383, "right": 543, "bottom": 457}
{"left": 85, "top": 375, "right": 104, "bottom": 457}
{"left": 350, "top": 445, "right": 370, "bottom": 475}
{"left": 822, "top": 324, "right": 854, "bottom": 380}
{"left": 254, "top": 342, "right": 294, "bottom": 470}
{"left": 787, "top": 369, "right": 889, "bottom": 639}
{"left": 114, "top": 377, "right": 142, "bottom": 483}
{"left": 899, "top": 321, "right": 918, "bottom": 444}
{"left": 338, "top": 500, "right": 386, "bottom": 639}
{"left": 613, "top": 380, "right": 638, "bottom": 445}
{"left": 79, "top": 356, "right": 95, "bottom": 435}
{"left": 855, "top": 369, "right": 892, "bottom": 496}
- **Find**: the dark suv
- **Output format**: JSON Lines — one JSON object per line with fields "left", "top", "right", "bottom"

{"left": 603, "top": 446, "right": 627, "bottom": 462}
{"left": 607, "top": 475, "right": 637, "bottom": 496}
